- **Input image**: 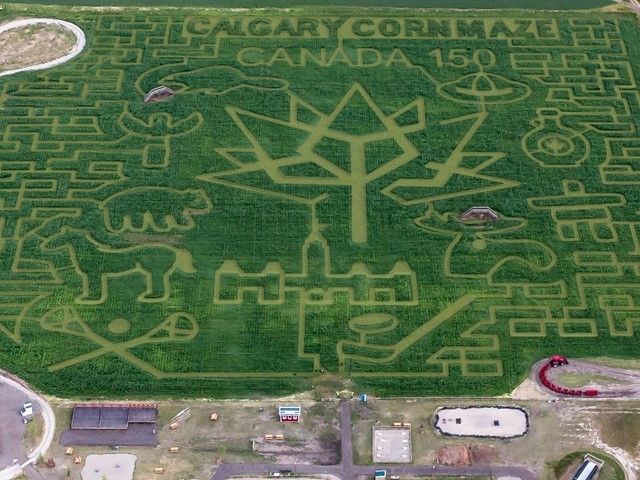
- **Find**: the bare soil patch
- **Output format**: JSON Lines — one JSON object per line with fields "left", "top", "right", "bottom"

{"left": 469, "top": 444, "right": 499, "bottom": 464}
{"left": 125, "top": 233, "right": 184, "bottom": 247}
{"left": 0, "top": 24, "right": 76, "bottom": 72}
{"left": 435, "top": 444, "right": 497, "bottom": 466}
{"left": 435, "top": 445, "right": 471, "bottom": 466}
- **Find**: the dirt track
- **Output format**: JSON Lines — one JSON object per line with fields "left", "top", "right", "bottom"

{"left": 532, "top": 358, "right": 640, "bottom": 398}
{"left": 0, "top": 18, "right": 85, "bottom": 78}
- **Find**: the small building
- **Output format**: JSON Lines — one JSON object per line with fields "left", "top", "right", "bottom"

{"left": 571, "top": 454, "right": 604, "bottom": 480}
{"left": 460, "top": 206, "right": 500, "bottom": 222}
{"left": 61, "top": 403, "right": 158, "bottom": 446}
{"left": 71, "top": 403, "right": 157, "bottom": 430}
{"left": 143, "top": 86, "right": 175, "bottom": 104}
{"left": 278, "top": 405, "right": 301, "bottom": 422}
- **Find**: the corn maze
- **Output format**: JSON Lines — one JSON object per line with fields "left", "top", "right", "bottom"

{"left": 2, "top": 8, "right": 640, "bottom": 397}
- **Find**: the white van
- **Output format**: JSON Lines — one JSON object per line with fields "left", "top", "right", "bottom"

{"left": 20, "top": 401, "right": 33, "bottom": 419}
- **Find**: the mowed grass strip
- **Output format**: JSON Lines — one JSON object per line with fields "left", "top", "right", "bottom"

{"left": 2, "top": 0, "right": 612, "bottom": 9}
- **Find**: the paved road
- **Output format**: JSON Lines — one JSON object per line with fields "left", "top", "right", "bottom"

{"left": 212, "top": 401, "right": 537, "bottom": 480}
{"left": 0, "top": 372, "right": 55, "bottom": 480}
{"left": 339, "top": 402, "right": 353, "bottom": 470}
{"left": 0, "top": 378, "right": 36, "bottom": 469}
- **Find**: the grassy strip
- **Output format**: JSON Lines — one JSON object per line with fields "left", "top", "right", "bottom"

{"left": 599, "top": 413, "right": 640, "bottom": 454}
{"left": 22, "top": 414, "right": 45, "bottom": 453}
{"left": 0, "top": 0, "right": 612, "bottom": 10}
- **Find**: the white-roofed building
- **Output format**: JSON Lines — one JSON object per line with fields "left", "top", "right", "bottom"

{"left": 278, "top": 405, "right": 301, "bottom": 422}
{"left": 571, "top": 454, "right": 604, "bottom": 480}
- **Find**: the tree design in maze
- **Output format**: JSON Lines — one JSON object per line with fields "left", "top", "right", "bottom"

{"left": 1, "top": 11, "right": 640, "bottom": 396}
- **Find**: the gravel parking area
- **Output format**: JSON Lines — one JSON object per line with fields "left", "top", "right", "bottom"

{"left": 372, "top": 427, "right": 412, "bottom": 463}
{"left": 81, "top": 454, "right": 136, "bottom": 480}
{"left": 434, "top": 407, "right": 528, "bottom": 438}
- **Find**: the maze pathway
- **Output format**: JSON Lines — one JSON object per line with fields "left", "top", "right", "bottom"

{"left": 1, "top": 11, "right": 640, "bottom": 395}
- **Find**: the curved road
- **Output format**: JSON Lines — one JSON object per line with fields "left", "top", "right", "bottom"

{"left": 212, "top": 401, "right": 536, "bottom": 480}
{"left": 0, "top": 372, "right": 55, "bottom": 480}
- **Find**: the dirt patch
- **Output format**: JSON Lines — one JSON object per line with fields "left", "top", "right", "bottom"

{"left": 435, "top": 444, "right": 497, "bottom": 466}
{"left": 586, "top": 357, "right": 640, "bottom": 371}
{"left": 509, "top": 378, "right": 553, "bottom": 400}
{"left": 125, "top": 233, "right": 184, "bottom": 247}
{"left": 434, "top": 406, "right": 528, "bottom": 438}
{"left": 0, "top": 24, "right": 76, "bottom": 72}
{"left": 469, "top": 444, "right": 499, "bottom": 464}
{"left": 253, "top": 437, "right": 339, "bottom": 465}
{"left": 435, "top": 445, "right": 472, "bottom": 466}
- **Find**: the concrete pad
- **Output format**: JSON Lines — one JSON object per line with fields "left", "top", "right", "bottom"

{"left": 372, "top": 427, "right": 412, "bottom": 463}
{"left": 434, "top": 406, "right": 528, "bottom": 438}
{"left": 81, "top": 454, "right": 136, "bottom": 480}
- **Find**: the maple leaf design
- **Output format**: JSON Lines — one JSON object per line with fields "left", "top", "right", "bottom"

{"left": 198, "top": 84, "right": 516, "bottom": 243}
{"left": 199, "top": 83, "right": 424, "bottom": 244}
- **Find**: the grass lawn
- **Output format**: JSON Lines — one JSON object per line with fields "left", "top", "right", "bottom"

{"left": 599, "top": 412, "right": 640, "bottom": 453}
{"left": 22, "top": 413, "right": 44, "bottom": 452}
{"left": 3, "top": 0, "right": 613, "bottom": 9}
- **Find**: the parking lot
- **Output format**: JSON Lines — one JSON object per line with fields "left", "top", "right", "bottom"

{"left": 372, "top": 427, "right": 412, "bottom": 463}
{"left": 0, "top": 378, "right": 39, "bottom": 468}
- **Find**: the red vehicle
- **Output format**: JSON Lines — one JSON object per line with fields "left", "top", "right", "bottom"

{"left": 539, "top": 356, "right": 599, "bottom": 397}
{"left": 549, "top": 355, "right": 569, "bottom": 367}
